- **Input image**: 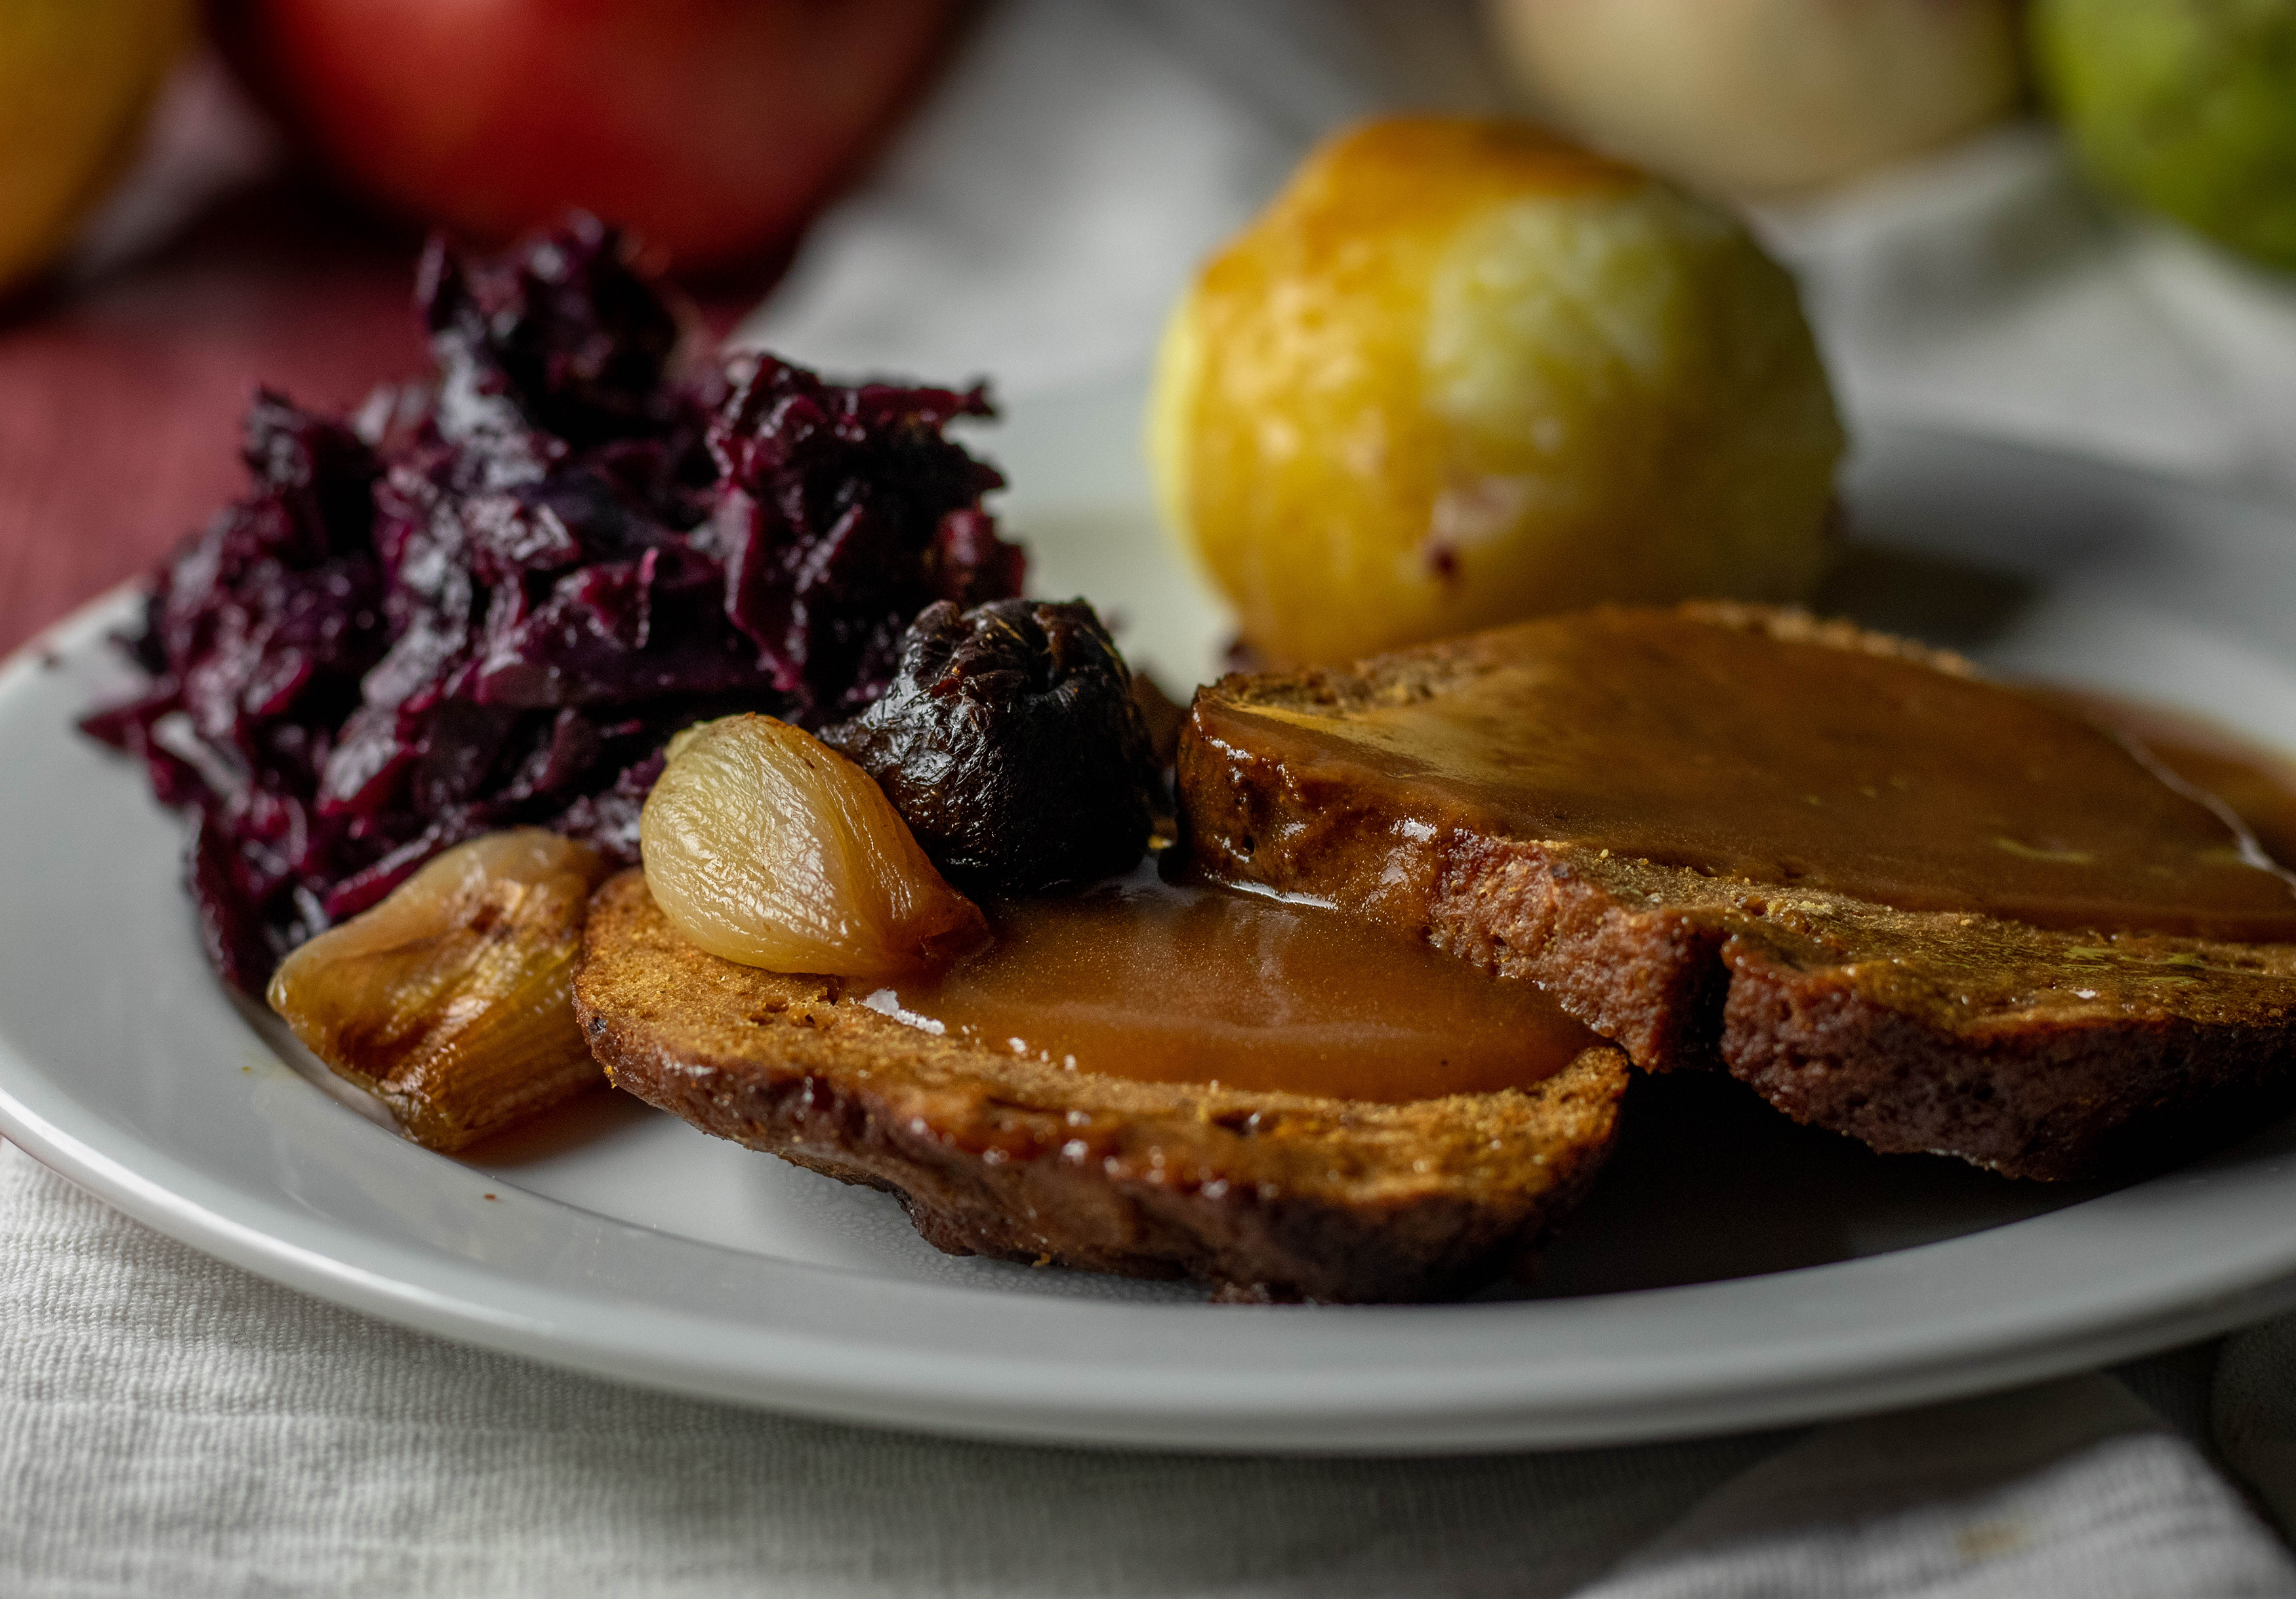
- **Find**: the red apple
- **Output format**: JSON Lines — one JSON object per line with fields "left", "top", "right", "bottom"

{"left": 211, "top": 0, "right": 959, "bottom": 272}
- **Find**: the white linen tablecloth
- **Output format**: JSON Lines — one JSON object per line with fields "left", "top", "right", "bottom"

{"left": 8, "top": 1142, "right": 2295, "bottom": 1597}
{"left": 15, "top": 2, "right": 2296, "bottom": 1593}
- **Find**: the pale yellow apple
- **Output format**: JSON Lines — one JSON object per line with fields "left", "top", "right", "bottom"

{"left": 0, "top": 0, "right": 192, "bottom": 294}
{"left": 1490, "top": 0, "right": 2024, "bottom": 199}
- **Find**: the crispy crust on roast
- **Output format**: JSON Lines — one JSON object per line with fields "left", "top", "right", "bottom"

{"left": 1178, "top": 603, "right": 2296, "bottom": 1181}
{"left": 573, "top": 871, "right": 1629, "bottom": 1303}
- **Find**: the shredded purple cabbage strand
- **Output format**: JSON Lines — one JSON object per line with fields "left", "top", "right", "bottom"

{"left": 82, "top": 215, "right": 1025, "bottom": 992}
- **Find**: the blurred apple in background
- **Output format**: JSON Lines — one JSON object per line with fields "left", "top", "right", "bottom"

{"left": 0, "top": 0, "right": 194, "bottom": 295}
{"left": 209, "top": 0, "right": 961, "bottom": 274}
{"left": 2032, "top": 0, "right": 2296, "bottom": 274}
{"left": 1488, "top": 0, "right": 2024, "bottom": 200}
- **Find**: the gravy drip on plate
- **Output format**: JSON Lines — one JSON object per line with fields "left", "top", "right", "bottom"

{"left": 2054, "top": 691, "right": 2296, "bottom": 877}
{"left": 872, "top": 863, "right": 1600, "bottom": 1103}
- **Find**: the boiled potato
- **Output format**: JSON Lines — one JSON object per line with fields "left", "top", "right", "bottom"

{"left": 1149, "top": 117, "right": 1845, "bottom": 668}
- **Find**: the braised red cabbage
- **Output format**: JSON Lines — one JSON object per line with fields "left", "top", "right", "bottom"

{"left": 83, "top": 216, "right": 1023, "bottom": 992}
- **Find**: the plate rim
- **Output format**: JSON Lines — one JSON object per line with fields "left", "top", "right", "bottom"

{"left": 15, "top": 1036, "right": 2296, "bottom": 1455}
{"left": 12, "top": 427, "right": 2296, "bottom": 1453}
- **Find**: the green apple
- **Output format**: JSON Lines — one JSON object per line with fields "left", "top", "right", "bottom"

{"left": 2032, "top": 0, "right": 2296, "bottom": 271}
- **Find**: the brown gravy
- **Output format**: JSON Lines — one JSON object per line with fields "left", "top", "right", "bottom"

{"left": 1196, "top": 612, "right": 2296, "bottom": 941}
{"left": 871, "top": 862, "right": 1601, "bottom": 1103}
{"left": 869, "top": 631, "right": 2296, "bottom": 1106}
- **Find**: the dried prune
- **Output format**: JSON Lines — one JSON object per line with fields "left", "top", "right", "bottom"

{"left": 824, "top": 599, "right": 1162, "bottom": 895}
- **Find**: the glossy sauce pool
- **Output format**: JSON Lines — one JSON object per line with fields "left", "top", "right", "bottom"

{"left": 869, "top": 860, "right": 1601, "bottom": 1103}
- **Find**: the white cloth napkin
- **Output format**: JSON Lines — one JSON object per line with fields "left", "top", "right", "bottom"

{"left": 733, "top": 0, "right": 1512, "bottom": 397}
{"left": 1753, "top": 124, "right": 2296, "bottom": 502}
{"left": 7, "top": 1143, "right": 2292, "bottom": 1598}
{"left": 16, "top": 1, "right": 2296, "bottom": 1594}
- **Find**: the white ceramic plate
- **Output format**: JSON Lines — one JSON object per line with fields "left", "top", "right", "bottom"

{"left": 8, "top": 381, "right": 2296, "bottom": 1455}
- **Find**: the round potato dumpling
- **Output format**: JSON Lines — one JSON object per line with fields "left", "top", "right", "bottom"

{"left": 1149, "top": 117, "right": 1845, "bottom": 668}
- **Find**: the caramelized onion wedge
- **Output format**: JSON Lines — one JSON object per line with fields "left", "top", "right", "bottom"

{"left": 267, "top": 830, "right": 614, "bottom": 1151}
{"left": 642, "top": 714, "right": 987, "bottom": 978}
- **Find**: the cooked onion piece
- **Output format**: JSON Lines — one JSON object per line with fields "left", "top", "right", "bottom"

{"left": 641, "top": 714, "right": 987, "bottom": 978}
{"left": 267, "top": 830, "right": 615, "bottom": 1150}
